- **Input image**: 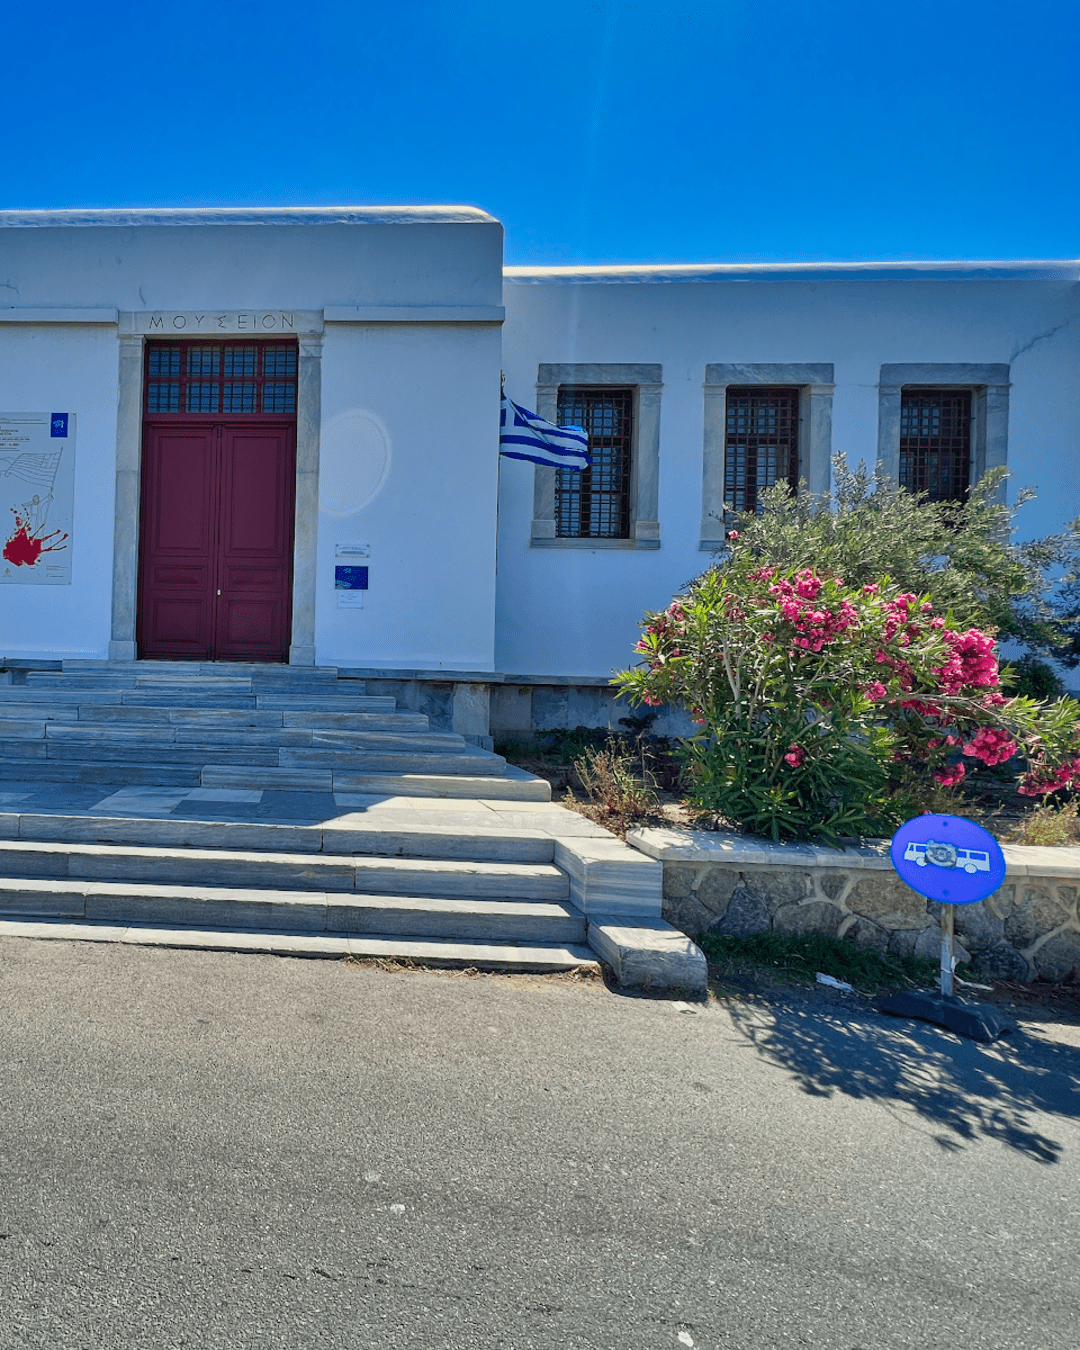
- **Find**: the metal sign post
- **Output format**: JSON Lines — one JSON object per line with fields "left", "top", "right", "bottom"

{"left": 939, "top": 902, "right": 955, "bottom": 997}
{"left": 877, "top": 815, "right": 1011, "bottom": 1043}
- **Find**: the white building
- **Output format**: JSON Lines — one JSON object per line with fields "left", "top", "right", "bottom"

{"left": 1, "top": 207, "right": 1077, "bottom": 739}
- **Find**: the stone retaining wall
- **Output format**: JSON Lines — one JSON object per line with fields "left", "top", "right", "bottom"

{"left": 626, "top": 828, "right": 1080, "bottom": 984}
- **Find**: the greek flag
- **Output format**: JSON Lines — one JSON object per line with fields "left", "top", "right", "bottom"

{"left": 499, "top": 392, "right": 591, "bottom": 471}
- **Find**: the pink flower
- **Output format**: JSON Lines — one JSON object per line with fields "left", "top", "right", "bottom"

{"left": 934, "top": 628, "right": 999, "bottom": 694}
{"left": 784, "top": 744, "right": 806, "bottom": 768}
{"left": 934, "top": 763, "right": 966, "bottom": 787}
{"left": 1020, "top": 757, "right": 1078, "bottom": 796}
{"left": 962, "top": 727, "right": 1017, "bottom": 766}
{"left": 793, "top": 569, "right": 824, "bottom": 600}
{"left": 642, "top": 694, "right": 661, "bottom": 706}
{"left": 728, "top": 530, "right": 740, "bottom": 540}
{"left": 864, "top": 681, "right": 887, "bottom": 701}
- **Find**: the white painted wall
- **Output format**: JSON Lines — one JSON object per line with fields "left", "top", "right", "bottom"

{"left": 0, "top": 208, "right": 503, "bottom": 311}
{"left": 496, "top": 273, "right": 1080, "bottom": 679}
{"left": 0, "top": 208, "right": 504, "bottom": 667}
{"left": 3, "top": 213, "right": 1078, "bottom": 686}
{"left": 0, "top": 324, "right": 118, "bottom": 659}
{"left": 315, "top": 322, "right": 501, "bottom": 669}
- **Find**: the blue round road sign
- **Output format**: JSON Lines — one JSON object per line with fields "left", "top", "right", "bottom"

{"left": 890, "top": 815, "right": 1006, "bottom": 905}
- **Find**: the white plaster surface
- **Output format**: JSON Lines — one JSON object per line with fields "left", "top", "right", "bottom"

{"left": 4, "top": 207, "right": 1080, "bottom": 693}
{"left": 0, "top": 325, "right": 119, "bottom": 659}
{"left": 498, "top": 275, "right": 1080, "bottom": 678}
{"left": 314, "top": 322, "right": 501, "bottom": 670}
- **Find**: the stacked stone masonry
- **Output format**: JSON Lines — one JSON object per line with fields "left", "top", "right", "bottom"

{"left": 626, "top": 828, "right": 1080, "bottom": 984}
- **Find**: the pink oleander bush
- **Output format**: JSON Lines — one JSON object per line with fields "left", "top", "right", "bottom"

{"left": 614, "top": 553, "right": 1080, "bottom": 843}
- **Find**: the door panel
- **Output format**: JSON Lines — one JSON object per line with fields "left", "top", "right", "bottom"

{"left": 212, "top": 425, "right": 295, "bottom": 660}
{"left": 138, "top": 425, "right": 217, "bottom": 657}
{"left": 137, "top": 420, "right": 296, "bottom": 661}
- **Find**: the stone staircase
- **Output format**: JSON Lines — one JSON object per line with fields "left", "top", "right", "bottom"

{"left": 0, "top": 663, "right": 701, "bottom": 987}
{"left": 0, "top": 662, "right": 545, "bottom": 797}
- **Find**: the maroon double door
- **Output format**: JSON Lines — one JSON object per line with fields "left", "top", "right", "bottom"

{"left": 137, "top": 339, "right": 298, "bottom": 662}
{"left": 138, "top": 421, "right": 296, "bottom": 661}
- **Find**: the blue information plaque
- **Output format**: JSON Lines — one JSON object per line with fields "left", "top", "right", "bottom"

{"left": 889, "top": 815, "right": 1005, "bottom": 905}
{"left": 335, "top": 565, "right": 368, "bottom": 591}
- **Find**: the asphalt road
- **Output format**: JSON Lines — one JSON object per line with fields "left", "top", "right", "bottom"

{"left": 1, "top": 937, "right": 1078, "bottom": 1350}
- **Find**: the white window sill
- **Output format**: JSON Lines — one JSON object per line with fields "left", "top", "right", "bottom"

{"left": 530, "top": 536, "right": 660, "bottom": 551}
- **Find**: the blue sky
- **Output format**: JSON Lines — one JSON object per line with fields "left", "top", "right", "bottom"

{"left": 5, "top": 1, "right": 1078, "bottom": 264}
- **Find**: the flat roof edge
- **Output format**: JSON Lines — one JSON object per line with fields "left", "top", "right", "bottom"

{"left": 0, "top": 206, "right": 499, "bottom": 228}
{"left": 505, "top": 259, "right": 1080, "bottom": 283}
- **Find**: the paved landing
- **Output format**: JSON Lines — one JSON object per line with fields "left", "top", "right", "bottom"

{"left": 0, "top": 779, "right": 609, "bottom": 838}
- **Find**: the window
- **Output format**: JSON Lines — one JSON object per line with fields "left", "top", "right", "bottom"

{"left": 531, "top": 363, "right": 662, "bottom": 549}
{"left": 724, "top": 387, "right": 800, "bottom": 514}
{"left": 899, "top": 389, "right": 971, "bottom": 502}
{"left": 700, "top": 365, "right": 834, "bottom": 550}
{"left": 144, "top": 340, "right": 298, "bottom": 417}
{"left": 555, "top": 387, "right": 633, "bottom": 538}
{"left": 877, "top": 365, "right": 1010, "bottom": 502}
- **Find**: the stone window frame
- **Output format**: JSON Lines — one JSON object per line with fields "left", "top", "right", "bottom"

{"left": 531, "top": 363, "right": 663, "bottom": 550}
{"left": 877, "top": 363, "right": 1010, "bottom": 499}
{"left": 700, "top": 364, "right": 834, "bottom": 550}
{"left": 108, "top": 317, "right": 323, "bottom": 664}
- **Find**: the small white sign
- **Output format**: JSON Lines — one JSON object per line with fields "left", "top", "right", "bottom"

{"left": 335, "top": 542, "right": 370, "bottom": 558}
{"left": 1, "top": 412, "right": 75, "bottom": 586}
{"left": 337, "top": 592, "right": 364, "bottom": 608}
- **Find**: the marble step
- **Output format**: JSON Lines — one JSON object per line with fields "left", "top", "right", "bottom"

{"left": 29, "top": 674, "right": 251, "bottom": 691}
{"left": 5, "top": 812, "right": 557, "bottom": 864}
{"left": 31, "top": 671, "right": 354, "bottom": 691}
{"left": 0, "top": 722, "right": 463, "bottom": 753}
{"left": 0, "top": 758, "right": 203, "bottom": 787}
{"left": 0, "top": 704, "right": 429, "bottom": 732}
{"left": 0, "top": 840, "right": 570, "bottom": 901}
{"left": 274, "top": 747, "right": 505, "bottom": 775}
{"left": 0, "top": 878, "right": 582, "bottom": 942}
{"left": 0, "top": 740, "right": 495, "bottom": 775}
{"left": 200, "top": 765, "right": 552, "bottom": 800}
{"left": 0, "top": 913, "right": 597, "bottom": 972}
{"left": 60, "top": 661, "right": 343, "bottom": 679}
{"left": 0, "top": 689, "right": 399, "bottom": 712}
{"left": 0, "top": 741, "right": 280, "bottom": 767}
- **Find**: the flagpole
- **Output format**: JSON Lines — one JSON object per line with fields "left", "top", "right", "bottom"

{"left": 495, "top": 371, "right": 505, "bottom": 586}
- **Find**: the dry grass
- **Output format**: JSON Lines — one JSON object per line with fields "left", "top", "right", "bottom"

{"left": 567, "top": 743, "right": 665, "bottom": 838}
{"left": 1002, "top": 800, "right": 1080, "bottom": 847}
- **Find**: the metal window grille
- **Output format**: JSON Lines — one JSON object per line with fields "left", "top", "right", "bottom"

{"left": 724, "top": 387, "right": 800, "bottom": 514}
{"left": 223, "top": 346, "right": 257, "bottom": 377}
{"left": 223, "top": 383, "right": 258, "bottom": 413}
{"left": 555, "top": 387, "right": 633, "bottom": 539}
{"left": 263, "top": 347, "right": 297, "bottom": 378}
{"left": 187, "top": 383, "right": 220, "bottom": 413}
{"left": 146, "top": 382, "right": 181, "bottom": 414}
{"left": 262, "top": 383, "right": 297, "bottom": 413}
{"left": 143, "top": 339, "right": 298, "bottom": 417}
{"left": 899, "top": 390, "right": 971, "bottom": 502}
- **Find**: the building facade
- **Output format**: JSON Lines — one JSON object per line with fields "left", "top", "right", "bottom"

{"left": 2, "top": 208, "right": 1078, "bottom": 731}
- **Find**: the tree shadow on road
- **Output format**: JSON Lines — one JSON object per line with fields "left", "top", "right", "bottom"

{"left": 724, "top": 995, "right": 1080, "bottom": 1163}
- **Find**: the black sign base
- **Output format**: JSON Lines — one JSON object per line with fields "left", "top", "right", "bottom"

{"left": 876, "top": 991, "right": 1012, "bottom": 1043}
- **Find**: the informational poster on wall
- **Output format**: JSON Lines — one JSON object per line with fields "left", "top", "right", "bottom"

{"left": 0, "top": 412, "right": 75, "bottom": 585}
